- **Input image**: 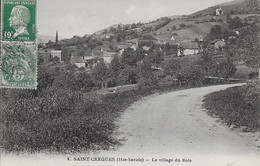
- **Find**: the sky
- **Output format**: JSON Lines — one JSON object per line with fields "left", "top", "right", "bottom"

{"left": 38, "top": 0, "right": 234, "bottom": 38}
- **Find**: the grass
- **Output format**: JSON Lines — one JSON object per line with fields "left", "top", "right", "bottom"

{"left": 203, "top": 81, "right": 260, "bottom": 132}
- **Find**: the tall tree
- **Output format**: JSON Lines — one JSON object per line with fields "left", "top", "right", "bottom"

{"left": 109, "top": 55, "right": 121, "bottom": 75}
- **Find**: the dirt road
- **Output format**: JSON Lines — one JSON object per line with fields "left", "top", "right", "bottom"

{"left": 2, "top": 84, "right": 260, "bottom": 166}
{"left": 113, "top": 84, "right": 260, "bottom": 157}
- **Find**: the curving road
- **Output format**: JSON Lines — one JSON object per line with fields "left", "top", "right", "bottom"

{"left": 2, "top": 84, "right": 260, "bottom": 166}
{"left": 115, "top": 84, "right": 260, "bottom": 156}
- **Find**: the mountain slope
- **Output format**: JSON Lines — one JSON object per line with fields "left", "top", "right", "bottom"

{"left": 190, "top": 0, "right": 260, "bottom": 18}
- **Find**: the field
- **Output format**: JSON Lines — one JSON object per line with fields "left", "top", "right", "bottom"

{"left": 152, "top": 21, "right": 228, "bottom": 44}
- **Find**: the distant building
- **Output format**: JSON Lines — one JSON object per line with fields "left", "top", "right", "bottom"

{"left": 157, "top": 40, "right": 167, "bottom": 45}
{"left": 177, "top": 42, "right": 199, "bottom": 56}
{"left": 103, "top": 51, "right": 116, "bottom": 64}
{"left": 138, "top": 35, "right": 158, "bottom": 47}
{"left": 130, "top": 45, "right": 137, "bottom": 51}
{"left": 51, "top": 50, "right": 62, "bottom": 61}
{"left": 142, "top": 46, "right": 151, "bottom": 51}
{"left": 211, "top": 39, "right": 226, "bottom": 50}
{"left": 118, "top": 49, "right": 125, "bottom": 56}
{"left": 216, "top": 7, "right": 223, "bottom": 16}
{"left": 70, "top": 56, "right": 86, "bottom": 68}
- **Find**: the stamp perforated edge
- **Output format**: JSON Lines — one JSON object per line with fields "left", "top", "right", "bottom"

{"left": 0, "top": 0, "right": 38, "bottom": 90}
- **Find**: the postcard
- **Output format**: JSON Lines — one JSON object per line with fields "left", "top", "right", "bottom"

{"left": 0, "top": 0, "right": 260, "bottom": 166}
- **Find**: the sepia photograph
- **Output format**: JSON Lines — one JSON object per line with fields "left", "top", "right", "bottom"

{"left": 0, "top": 0, "right": 260, "bottom": 165}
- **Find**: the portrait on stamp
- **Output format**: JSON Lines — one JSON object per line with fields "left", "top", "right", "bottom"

{"left": 9, "top": 5, "right": 31, "bottom": 38}
{"left": 1, "top": 0, "right": 37, "bottom": 42}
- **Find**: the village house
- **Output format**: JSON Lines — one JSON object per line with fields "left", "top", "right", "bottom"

{"left": 211, "top": 39, "right": 226, "bottom": 50}
{"left": 142, "top": 46, "right": 151, "bottom": 51}
{"left": 70, "top": 55, "right": 86, "bottom": 68}
{"left": 118, "top": 49, "right": 125, "bottom": 56}
{"left": 103, "top": 51, "right": 116, "bottom": 64}
{"left": 177, "top": 41, "right": 200, "bottom": 56}
{"left": 157, "top": 40, "right": 167, "bottom": 45}
{"left": 138, "top": 35, "right": 158, "bottom": 47}
{"left": 51, "top": 50, "right": 62, "bottom": 61}
{"left": 216, "top": 7, "right": 223, "bottom": 16}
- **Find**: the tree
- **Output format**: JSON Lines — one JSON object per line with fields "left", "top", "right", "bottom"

{"left": 61, "top": 47, "right": 72, "bottom": 63}
{"left": 229, "top": 17, "right": 244, "bottom": 29}
{"left": 109, "top": 55, "right": 122, "bottom": 86}
{"left": 163, "top": 58, "right": 181, "bottom": 83}
{"left": 46, "top": 40, "right": 55, "bottom": 48}
{"left": 240, "top": 24, "right": 260, "bottom": 75}
{"left": 137, "top": 61, "right": 158, "bottom": 91}
{"left": 147, "top": 51, "right": 164, "bottom": 67}
{"left": 92, "top": 61, "right": 111, "bottom": 89}
{"left": 179, "top": 65, "right": 205, "bottom": 86}
{"left": 117, "top": 66, "right": 138, "bottom": 85}
{"left": 198, "top": 44, "right": 215, "bottom": 76}
{"left": 67, "top": 71, "right": 94, "bottom": 91}
{"left": 216, "top": 60, "right": 237, "bottom": 79}
{"left": 52, "top": 56, "right": 60, "bottom": 64}
{"left": 121, "top": 48, "right": 144, "bottom": 66}
{"left": 172, "top": 25, "right": 177, "bottom": 31}
{"left": 207, "top": 25, "right": 224, "bottom": 41}
{"left": 110, "top": 55, "right": 121, "bottom": 74}
{"left": 179, "top": 23, "right": 186, "bottom": 29}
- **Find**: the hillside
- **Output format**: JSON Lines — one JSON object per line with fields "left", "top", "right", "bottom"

{"left": 190, "top": 0, "right": 260, "bottom": 18}
{"left": 55, "top": 0, "right": 259, "bottom": 53}
{"left": 94, "top": 23, "right": 125, "bottom": 35}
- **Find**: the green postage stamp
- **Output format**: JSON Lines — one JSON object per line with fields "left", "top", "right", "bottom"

{"left": 1, "top": 0, "right": 37, "bottom": 42}
{"left": 1, "top": 0, "right": 37, "bottom": 89}
{"left": 1, "top": 44, "right": 37, "bottom": 89}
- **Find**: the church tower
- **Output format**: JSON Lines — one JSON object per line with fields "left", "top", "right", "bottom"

{"left": 55, "top": 30, "right": 59, "bottom": 43}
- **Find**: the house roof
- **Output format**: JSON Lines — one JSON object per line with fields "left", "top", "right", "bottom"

{"left": 142, "top": 46, "right": 151, "bottom": 51}
{"left": 71, "top": 56, "right": 86, "bottom": 63}
{"left": 179, "top": 41, "right": 199, "bottom": 49}
{"left": 51, "top": 50, "right": 62, "bottom": 53}
{"left": 211, "top": 39, "right": 225, "bottom": 44}
{"left": 117, "top": 44, "right": 130, "bottom": 49}
{"left": 103, "top": 51, "right": 116, "bottom": 57}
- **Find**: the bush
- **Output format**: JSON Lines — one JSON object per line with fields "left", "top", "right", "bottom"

{"left": 203, "top": 82, "right": 260, "bottom": 131}
{"left": 0, "top": 89, "right": 119, "bottom": 152}
{"left": 248, "top": 72, "right": 259, "bottom": 79}
{"left": 138, "top": 77, "right": 158, "bottom": 92}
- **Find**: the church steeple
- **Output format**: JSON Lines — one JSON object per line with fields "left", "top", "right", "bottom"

{"left": 55, "top": 30, "right": 59, "bottom": 43}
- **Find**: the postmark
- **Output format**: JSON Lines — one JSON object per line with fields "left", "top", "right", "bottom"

{"left": 1, "top": 0, "right": 37, "bottom": 42}
{"left": 0, "top": 43, "right": 37, "bottom": 89}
